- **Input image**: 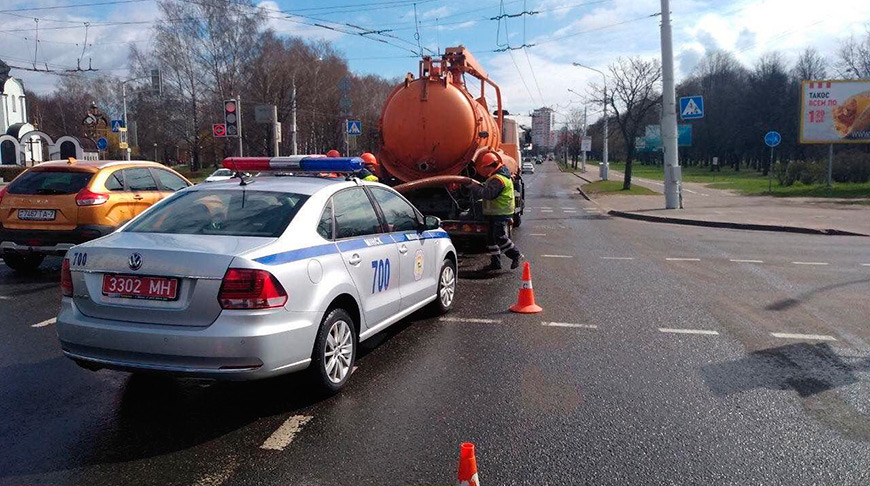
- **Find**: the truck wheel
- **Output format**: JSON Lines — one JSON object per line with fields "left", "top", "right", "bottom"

{"left": 513, "top": 212, "right": 522, "bottom": 227}
{"left": 2, "top": 253, "right": 45, "bottom": 273}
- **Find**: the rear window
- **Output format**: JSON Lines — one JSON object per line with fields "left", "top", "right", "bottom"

{"left": 8, "top": 170, "right": 94, "bottom": 195}
{"left": 124, "top": 190, "right": 309, "bottom": 237}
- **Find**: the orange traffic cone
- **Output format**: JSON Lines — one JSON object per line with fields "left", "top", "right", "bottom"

{"left": 509, "top": 261, "right": 542, "bottom": 313}
{"left": 458, "top": 442, "right": 480, "bottom": 486}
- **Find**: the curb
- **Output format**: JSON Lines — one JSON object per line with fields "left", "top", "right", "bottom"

{"left": 571, "top": 172, "right": 594, "bottom": 184}
{"left": 607, "top": 210, "right": 870, "bottom": 237}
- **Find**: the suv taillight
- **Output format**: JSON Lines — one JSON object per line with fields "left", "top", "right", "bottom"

{"left": 0, "top": 185, "right": 8, "bottom": 206}
{"left": 75, "top": 188, "right": 109, "bottom": 206}
{"left": 218, "top": 268, "right": 287, "bottom": 309}
{"left": 61, "top": 258, "right": 73, "bottom": 297}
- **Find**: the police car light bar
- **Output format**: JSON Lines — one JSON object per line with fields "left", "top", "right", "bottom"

{"left": 222, "top": 156, "right": 364, "bottom": 173}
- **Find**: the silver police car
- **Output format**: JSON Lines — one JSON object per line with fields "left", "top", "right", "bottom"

{"left": 57, "top": 156, "right": 458, "bottom": 392}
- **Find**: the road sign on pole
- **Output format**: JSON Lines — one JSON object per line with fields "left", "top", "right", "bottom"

{"left": 580, "top": 138, "right": 591, "bottom": 152}
{"left": 96, "top": 137, "right": 108, "bottom": 150}
{"left": 347, "top": 120, "right": 362, "bottom": 135}
{"left": 111, "top": 120, "right": 125, "bottom": 132}
{"left": 764, "top": 131, "right": 782, "bottom": 147}
{"left": 213, "top": 124, "right": 227, "bottom": 138}
{"left": 679, "top": 95, "right": 704, "bottom": 120}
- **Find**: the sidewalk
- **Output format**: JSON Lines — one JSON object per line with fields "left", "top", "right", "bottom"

{"left": 575, "top": 165, "right": 870, "bottom": 236}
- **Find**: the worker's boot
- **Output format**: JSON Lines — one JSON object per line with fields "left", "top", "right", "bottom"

{"left": 485, "top": 255, "right": 502, "bottom": 271}
{"left": 510, "top": 253, "right": 524, "bottom": 270}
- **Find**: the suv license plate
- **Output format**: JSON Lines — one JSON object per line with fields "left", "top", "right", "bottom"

{"left": 102, "top": 274, "right": 179, "bottom": 301}
{"left": 18, "top": 209, "right": 56, "bottom": 221}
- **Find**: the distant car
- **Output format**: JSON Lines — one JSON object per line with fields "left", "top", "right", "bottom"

{"left": 535, "top": 157, "right": 543, "bottom": 165}
{"left": 547, "top": 154, "right": 554, "bottom": 161}
{"left": 204, "top": 168, "right": 252, "bottom": 183}
{"left": 56, "top": 157, "right": 458, "bottom": 392}
{"left": 522, "top": 162, "right": 535, "bottom": 174}
{"left": 0, "top": 159, "right": 191, "bottom": 272}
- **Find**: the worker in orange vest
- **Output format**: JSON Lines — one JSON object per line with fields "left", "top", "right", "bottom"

{"left": 467, "top": 152, "right": 522, "bottom": 271}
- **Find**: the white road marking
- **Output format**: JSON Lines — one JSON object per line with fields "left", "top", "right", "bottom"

{"left": 730, "top": 259, "right": 764, "bottom": 263}
{"left": 792, "top": 261, "right": 829, "bottom": 266}
{"left": 541, "top": 322, "right": 597, "bottom": 329}
{"left": 658, "top": 328, "right": 720, "bottom": 336}
{"left": 771, "top": 332, "right": 837, "bottom": 341}
{"left": 561, "top": 207, "right": 575, "bottom": 209}
{"left": 32, "top": 317, "right": 56, "bottom": 328}
{"left": 439, "top": 317, "right": 502, "bottom": 324}
{"left": 539, "top": 207, "right": 552, "bottom": 209}
{"left": 261, "top": 415, "right": 313, "bottom": 451}
{"left": 665, "top": 258, "right": 701, "bottom": 262}
{"left": 529, "top": 233, "right": 547, "bottom": 236}
{"left": 583, "top": 208, "right": 600, "bottom": 211}
{"left": 600, "top": 256, "right": 634, "bottom": 260}
{"left": 563, "top": 210, "right": 578, "bottom": 213}
{"left": 541, "top": 254, "right": 573, "bottom": 258}
{"left": 861, "top": 263, "right": 870, "bottom": 267}
{"left": 0, "top": 295, "right": 10, "bottom": 300}
{"left": 540, "top": 210, "right": 554, "bottom": 213}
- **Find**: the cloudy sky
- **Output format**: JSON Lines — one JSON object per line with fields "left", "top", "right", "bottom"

{"left": 2, "top": 0, "right": 869, "bottom": 127}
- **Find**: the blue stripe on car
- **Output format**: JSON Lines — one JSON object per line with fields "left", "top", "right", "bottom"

{"left": 255, "top": 230, "right": 451, "bottom": 265}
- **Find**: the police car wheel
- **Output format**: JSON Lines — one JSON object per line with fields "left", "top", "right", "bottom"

{"left": 431, "top": 258, "right": 456, "bottom": 314}
{"left": 311, "top": 308, "right": 357, "bottom": 393}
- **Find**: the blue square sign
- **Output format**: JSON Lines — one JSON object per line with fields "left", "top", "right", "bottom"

{"left": 346, "top": 120, "right": 361, "bottom": 135}
{"left": 679, "top": 96, "right": 704, "bottom": 120}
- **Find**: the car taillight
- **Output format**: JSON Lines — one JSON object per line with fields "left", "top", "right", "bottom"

{"left": 75, "top": 188, "right": 109, "bottom": 206}
{"left": 0, "top": 185, "right": 8, "bottom": 206}
{"left": 218, "top": 268, "right": 287, "bottom": 309}
{"left": 61, "top": 258, "right": 73, "bottom": 297}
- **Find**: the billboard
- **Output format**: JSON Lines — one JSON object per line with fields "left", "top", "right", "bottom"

{"left": 638, "top": 124, "right": 692, "bottom": 151}
{"left": 800, "top": 80, "right": 870, "bottom": 144}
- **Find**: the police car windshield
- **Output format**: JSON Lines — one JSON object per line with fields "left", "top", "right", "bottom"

{"left": 124, "top": 189, "right": 309, "bottom": 237}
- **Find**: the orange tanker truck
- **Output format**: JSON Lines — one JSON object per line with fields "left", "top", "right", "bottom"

{"left": 377, "top": 46, "right": 525, "bottom": 240}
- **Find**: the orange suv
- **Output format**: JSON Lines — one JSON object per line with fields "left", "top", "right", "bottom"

{"left": 0, "top": 159, "right": 191, "bottom": 272}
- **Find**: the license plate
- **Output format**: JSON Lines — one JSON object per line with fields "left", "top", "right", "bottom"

{"left": 102, "top": 274, "right": 179, "bottom": 301}
{"left": 18, "top": 209, "right": 56, "bottom": 221}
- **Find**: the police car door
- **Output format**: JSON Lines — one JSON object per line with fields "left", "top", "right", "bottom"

{"left": 332, "top": 187, "right": 401, "bottom": 329}
{"left": 368, "top": 187, "right": 436, "bottom": 310}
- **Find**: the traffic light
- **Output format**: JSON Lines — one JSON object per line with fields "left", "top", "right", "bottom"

{"left": 224, "top": 99, "right": 239, "bottom": 137}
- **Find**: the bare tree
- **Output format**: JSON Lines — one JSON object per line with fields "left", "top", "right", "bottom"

{"left": 591, "top": 57, "right": 662, "bottom": 189}
{"left": 836, "top": 27, "right": 870, "bottom": 78}
{"left": 793, "top": 47, "right": 827, "bottom": 81}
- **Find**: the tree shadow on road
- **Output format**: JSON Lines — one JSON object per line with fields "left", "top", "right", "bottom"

{"left": 700, "top": 342, "right": 870, "bottom": 440}
{"left": 764, "top": 277, "right": 870, "bottom": 311}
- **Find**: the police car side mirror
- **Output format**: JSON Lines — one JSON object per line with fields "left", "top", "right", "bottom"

{"left": 423, "top": 215, "right": 441, "bottom": 230}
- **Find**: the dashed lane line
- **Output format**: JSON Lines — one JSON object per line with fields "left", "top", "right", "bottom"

{"left": 600, "top": 256, "right": 634, "bottom": 260}
{"left": 730, "top": 259, "right": 763, "bottom": 263}
{"left": 541, "top": 322, "right": 597, "bottom": 329}
{"left": 541, "top": 254, "right": 573, "bottom": 258}
{"left": 260, "top": 415, "right": 313, "bottom": 451}
{"left": 439, "top": 317, "right": 502, "bottom": 324}
{"left": 539, "top": 207, "right": 553, "bottom": 209}
{"left": 529, "top": 233, "right": 547, "bottom": 236}
{"left": 563, "top": 210, "right": 578, "bottom": 213}
{"left": 792, "top": 261, "right": 829, "bottom": 266}
{"left": 665, "top": 258, "right": 701, "bottom": 262}
{"left": 658, "top": 328, "right": 720, "bottom": 336}
{"left": 540, "top": 210, "right": 554, "bottom": 213}
{"left": 861, "top": 263, "right": 870, "bottom": 267}
{"left": 771, "top": 332, "right": 837, "bottom": 341}
{"left": 193, "top": 457, "right": 239, "bottom": 486}
{"left": 32, "top": 318, "right": 56, "bottom": 328}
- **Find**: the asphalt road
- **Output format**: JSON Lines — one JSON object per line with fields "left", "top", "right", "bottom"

{"left": 2, "top": 161, "right": 869, "bottom": 485}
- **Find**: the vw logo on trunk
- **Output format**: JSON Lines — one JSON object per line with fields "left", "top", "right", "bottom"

{"left": 128, "top": 253, "right": 143, "bottom": 271}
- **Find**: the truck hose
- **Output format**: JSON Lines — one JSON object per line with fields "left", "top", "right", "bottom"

{"left": 393, "top": 175, "right": 481, "bottom": 194}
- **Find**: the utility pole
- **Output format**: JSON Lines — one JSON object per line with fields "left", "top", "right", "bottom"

{"left": 660, "top": 0, "right": 682, "bottom": 209}
{"left": 581, "top": 104, "right": 588, "bottom": 172}
{"left": 236, "top": 94, "right": 244, "bottom": 157}
{"left": 122, "top": 82, "right": 130, "bottom": 161}
{"left": 291, "top": 78, "right": 298, "bottom": 155}
{"left": 571, "top": 63, "right": 608, "bottom": 180}
{"left": 343, "top": 118, "right": 349, "bottom": 156}
{"left": 271, "top": 105, "right": 280, "bottom": 157}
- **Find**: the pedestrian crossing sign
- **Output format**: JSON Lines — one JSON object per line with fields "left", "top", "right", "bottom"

{"left": 679, "top": 96, "right": 704, "bottom": 120}
{"left": 347, "top": 120, "right": 362, "bottom": 135}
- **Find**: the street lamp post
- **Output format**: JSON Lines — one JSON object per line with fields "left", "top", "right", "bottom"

{"left": 659, "top": 0, "right": 681, "bottom": 209}
{"left": 572, "top": 62, "right": 608, "bottom": 180}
